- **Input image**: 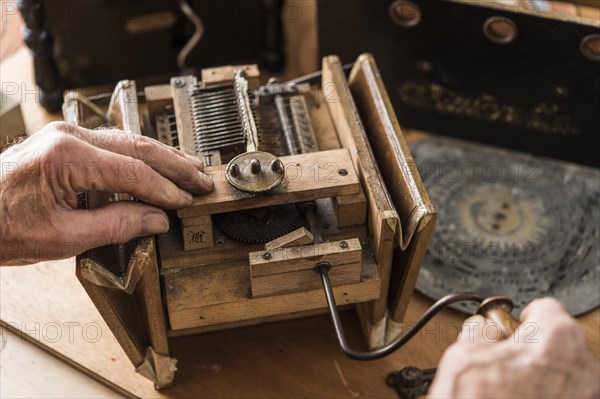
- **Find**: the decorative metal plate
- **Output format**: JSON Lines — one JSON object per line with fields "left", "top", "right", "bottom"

{"left": 411, "top": 136, "right": 600, "bottom": 316}
{"left": 226, "top": 151, "right": 285, "bottom": 193}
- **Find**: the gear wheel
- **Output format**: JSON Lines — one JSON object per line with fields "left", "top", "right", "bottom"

{"left": 213, "top": 204, "right": 302, "bottom": 244}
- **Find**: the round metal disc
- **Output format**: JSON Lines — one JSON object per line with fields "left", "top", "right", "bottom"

{"left": 226, "top": 151, "right": 285, "bottom": 193}
{"left": 410, "top": 137, "right": 600, "bottom": 316}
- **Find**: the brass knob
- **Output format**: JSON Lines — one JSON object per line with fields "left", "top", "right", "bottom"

{"left": 475, "top": 296, "right": 520, "bottom": 339}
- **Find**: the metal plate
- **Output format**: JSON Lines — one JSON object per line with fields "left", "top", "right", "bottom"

{"left": 411, "top": 136, "right": 600, "bottom": 316}
{"left": 226, "top": 151, "right": 285, "bottom": 193}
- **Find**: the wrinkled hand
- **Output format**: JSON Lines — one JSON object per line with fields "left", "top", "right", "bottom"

{"left": 0, "top": 122, "right": 213, "bottom": 265}
{"left": 429, "top": 297, "right": 600, "bottom": 398}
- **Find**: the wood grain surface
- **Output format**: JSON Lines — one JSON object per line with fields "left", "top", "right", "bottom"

{"left": 1, "top": 2, "right": 598, "bottom": 396}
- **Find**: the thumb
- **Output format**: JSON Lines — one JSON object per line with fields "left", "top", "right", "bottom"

{"left": 60, "top": 201, "right": 169, "bottom": 254}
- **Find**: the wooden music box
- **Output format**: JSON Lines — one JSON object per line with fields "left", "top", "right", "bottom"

{"left": 63, "top": 54, "right": 435, "bottom": 389}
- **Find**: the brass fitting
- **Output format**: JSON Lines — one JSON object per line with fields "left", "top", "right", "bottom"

{"left": 475, "top": 296, "right": 520, "bottom": 339}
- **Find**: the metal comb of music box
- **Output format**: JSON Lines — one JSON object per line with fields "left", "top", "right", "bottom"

{"left": 62, "top": 54, "right": 435, "bottom": 389}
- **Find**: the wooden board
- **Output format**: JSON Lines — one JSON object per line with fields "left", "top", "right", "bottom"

{"left": 177, "top": 149, "right": 360, "bottom": 218}
{"left": 251, "top": 263, "right": 362, "bottom": 299}
{"left": 2, "top": 260, "right": 598, "bottom": 398}
{"left": 0, "top": 326, "right": 120, "bottom": 398}
{"left": 322, "top": 55, "right": 399, "bottom": 348}
{"left": 159, "top": 220, "right": 264, "bottom": 269}
{"left": 334, "top": 187, "right": 368, "bottom": 228}
{"left": 182, "top": 222, "right": 214, "bottom": 251}
{"left": 347, "top": 54, "right": 437, "bottom": 330}
{"left": 250, "top": 239, "right": 362, "bottom": 277}
{"left": 264, "top": 227, "right": 314, "bottom": 250}
{"left": 250, "top": 239, "right": 362, "bottom": 297}
{"left": 180, "top": 215, "right": 212, "bottom": 228}
{"left": 162, "top": 249, "right": 379, "bottom": 330}
{"left": 159, "top": 199, "right": 368, "bottom": 270}
{"left": 201, "top": 64, "right": 260, "bottom": 86}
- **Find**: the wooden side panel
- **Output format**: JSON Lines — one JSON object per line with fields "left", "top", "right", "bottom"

{"left": 322, "top": 55, "right": 399, "bottom": 348}
{"left": 347, "top": 54, "right": 437, "bottom": 328}
{"left": 76, "top": 272, "right": 147, "bottom": 367}
{"left": 76, "top": 237, "right": 170, "bottom": 369}
{"left": 135, "top": 254, "right": 170, "bottom": 357}
{"left": 69, "top": 82, "right": 172, "bottom": 387}
{"left": 388, "top": 214, "right": 436, "bottom": 324}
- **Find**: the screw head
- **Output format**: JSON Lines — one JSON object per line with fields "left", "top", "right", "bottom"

{"left": 250, "top": 159, "right": 261, "bottom": 175}
{"left": 339, "top": 240, "right": 348, "bottom": 249}
{"left": 172, "top": 77, "right": 185, "bottom": 87}
{"left": 263, "top": 252, "right": 272, "bottom": 260}
{"left": 270, "top": 159, "right": 283, "bottom": 173}
{"left": 230, "top": 163, "right": 240, "bottom": 177}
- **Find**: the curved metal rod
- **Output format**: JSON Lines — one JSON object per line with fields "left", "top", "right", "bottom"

{"left": 317, "top": 264, "right": 485, "bottom": 361}
{"left": 178, "top": 0, "right": 204, "bottom": 70}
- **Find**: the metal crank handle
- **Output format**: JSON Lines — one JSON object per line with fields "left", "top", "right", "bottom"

{"left": 475, "top": 296, "right": 521, "bottom": 339}
{"left": 318, "top": 266, "right": 521, "bottom": 359}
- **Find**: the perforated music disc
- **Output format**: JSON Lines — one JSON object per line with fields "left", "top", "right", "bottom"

{"left": 411, "top": 137, "right": 600, "bottom": 316}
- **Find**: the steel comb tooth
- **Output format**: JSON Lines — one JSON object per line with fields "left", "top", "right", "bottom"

{"left": 186, "top": 76, "right": 315, "bottom": 160}
{"left": 189, "top": 85, "right": 245, "bottom": 153}
{"left": 156, "top": 110, "right": 180, "bottom": 150}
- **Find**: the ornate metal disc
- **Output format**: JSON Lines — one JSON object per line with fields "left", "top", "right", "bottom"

{"left": 226, "top": 151, "right": 285, "bottom": 193}
{"left": 411, "top": 137, "right": 600, "bottom": 316}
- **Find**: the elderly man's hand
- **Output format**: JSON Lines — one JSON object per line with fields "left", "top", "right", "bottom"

{"left": 0, "top": 122, "right": 213, "bottom": 265}
{"left": 429, "top": 297, "right": 600, "bottom": 398}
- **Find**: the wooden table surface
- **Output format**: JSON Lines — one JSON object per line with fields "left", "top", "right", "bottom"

{"left": 1, "top": 27, "right": 599, "bottom": 399}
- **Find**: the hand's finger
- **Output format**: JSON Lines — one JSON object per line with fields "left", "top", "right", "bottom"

{"left": 520, "top": 297, "right": 568, "bottom": 323}
{"left": 57, "top": 202, "right": 170, "bottom": 252}
{"left": 51, "top": 122, "right": 203, "bottom": 169}
{"left": 517, "top": 297, "right": 583, "bottom": 347}
{"left": 53, "top": 122, "right": 213, "bottom": 194}
{"left": 68, "top": 140, "right": 194, "bottom": 210}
